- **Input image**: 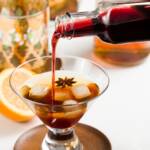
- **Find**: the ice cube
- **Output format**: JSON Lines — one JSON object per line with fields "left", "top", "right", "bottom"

{"left": 63, "top": 107, "right": 86, "bottom": 119}
{"left": 55, "top": 88, "right": 73, "bottom": 101}
{"left": 20, "top": 85, "right": 31, "bottom": 97}
{"left": 87, "top": 83, "right": 99, "bottom": 98}
{"left": 29, "top": 85, "right": 49, "bottom": 100}
{"left": 63, "top": 100, "right": 79, "bottom": 112}
{"left": 63, "top": 100, "right": 77, "bottom": 105}
{"left": 71, "top": 84, "right": 91, "bottom": 100}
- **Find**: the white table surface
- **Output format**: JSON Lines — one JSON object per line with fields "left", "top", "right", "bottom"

{"left": 1, "top": 0, "right": 150, "bottom": 150}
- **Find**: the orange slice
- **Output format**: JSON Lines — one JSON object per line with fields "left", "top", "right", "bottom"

{"left": 0, "top": 68, "right": 34, "bottom": 122}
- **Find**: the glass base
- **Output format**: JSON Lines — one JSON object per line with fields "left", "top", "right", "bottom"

{"left": 41, "top": 129, "right": 83, "bottom": 150}
{"left": 14, "top": 123, "right": 111, "bottom": 150}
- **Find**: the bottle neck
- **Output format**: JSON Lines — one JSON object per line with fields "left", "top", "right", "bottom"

{"left": 55, "top": 9, "right": 105, "bottom": 39}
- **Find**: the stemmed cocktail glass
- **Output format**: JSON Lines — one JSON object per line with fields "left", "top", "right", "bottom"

{"left": 10, "top": 56, "right": 109, "bottom": 150}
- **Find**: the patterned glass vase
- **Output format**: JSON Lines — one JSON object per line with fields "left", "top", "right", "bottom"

{"left": 0, "top": 0, "right": 49, "bottom": 71}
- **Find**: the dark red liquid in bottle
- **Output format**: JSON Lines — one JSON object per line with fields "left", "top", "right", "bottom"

{"left": 102, "top": 4, "right": 150, "bottom": 43}
{"left": 54, "top": 3, "right": 150, "bottom": 43}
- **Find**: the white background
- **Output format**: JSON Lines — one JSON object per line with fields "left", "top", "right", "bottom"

{"left": 0, "top": 0, "right": 150, "bottom": 149}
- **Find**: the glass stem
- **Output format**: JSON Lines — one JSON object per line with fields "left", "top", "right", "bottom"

{"left": 48, "top": 127, "right": 74, "bottom": 140}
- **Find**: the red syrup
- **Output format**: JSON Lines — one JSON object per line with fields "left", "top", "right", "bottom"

{"left": 51, "top": 33, "right": 59, "bottom": 103}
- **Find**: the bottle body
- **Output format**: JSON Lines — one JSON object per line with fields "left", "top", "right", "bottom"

{"left": 55, "top": 1, "right": 150, "bottom": 66}
{"left": 97, "top": 2, "right": 150, "bottom": 44}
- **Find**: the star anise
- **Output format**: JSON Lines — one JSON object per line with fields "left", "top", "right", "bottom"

{"left": 55, "top": 77, "right": 76, "bottom": 88}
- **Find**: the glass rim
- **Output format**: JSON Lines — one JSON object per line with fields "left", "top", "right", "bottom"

{"left": 0, "top": 0, "right": 48, "bottom": 19}
{"left": 9, "top": 55, "right": 110, "bottom": 107}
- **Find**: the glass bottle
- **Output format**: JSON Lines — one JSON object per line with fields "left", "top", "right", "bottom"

{"left": 55, "top": 0, "right": 150, "bottom": 66}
